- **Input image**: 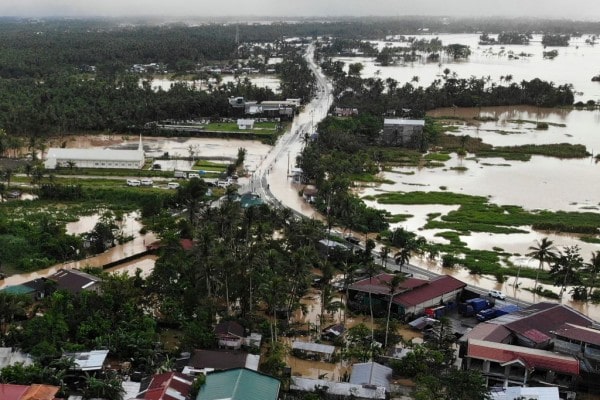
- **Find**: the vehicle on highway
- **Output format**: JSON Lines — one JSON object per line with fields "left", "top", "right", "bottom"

{"left": 126, "top": 179, "right": 141, "bottom": 187}
{"left": 140, "top": 178, "right": 153, "bottom": 186}
{"left": 167, "top": 182, "right": 180, "bottom": 189}
{"left": 488, "top": 290, "right": 506, "bottom": 300}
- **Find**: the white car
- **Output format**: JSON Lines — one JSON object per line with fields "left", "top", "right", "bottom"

{"left": 126, "top": 179, "right": 141, "bottom": 187}
{"left": 167, "top": 182, "right": 180, "bottom": 189}
{"left": 488, "top": 290, "right": 506, "bottom": 300}
{"left": 140, "top": 178, "right": 154, "bottom": 186}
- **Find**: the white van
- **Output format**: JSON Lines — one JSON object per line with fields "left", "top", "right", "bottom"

{"left": 126, "top": 179, "right": 141, "bottom": 187}
{"left": 140, "top": 178, "right": 154, "bottom": 186}
{"left": 167, "top": 182, "right": 180, "bottom": 189}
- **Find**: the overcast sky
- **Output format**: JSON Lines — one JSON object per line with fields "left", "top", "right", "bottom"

{"left": 1, "top": 0, "right": 599, "bottom": 20}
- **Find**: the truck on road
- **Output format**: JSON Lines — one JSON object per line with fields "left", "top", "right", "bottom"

{"left": 476, "top": 304, "right": 520, "bottom": 322}
{"left": 458, "top": 298, "right": 492, "bottom": 317}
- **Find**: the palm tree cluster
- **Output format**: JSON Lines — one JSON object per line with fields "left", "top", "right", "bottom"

{"left": 526, "top": 238, "right": 600, "bottom": 301}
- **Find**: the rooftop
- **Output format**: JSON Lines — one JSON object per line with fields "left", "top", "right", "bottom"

{"left": 393, "top": 275, "right": 466, "bottom": 307}
{"left": 349, "top": 273, "right": 428, "bottom": 296}
{"left": 291, "top": 377, "right": 386, "bottom": 400}
{"left": 142, "top": 372, "right": 193, "bottom": 400}
{"left": 63, "top": 349, "right": 109, "bottom": 371}
{"left": 48, "top": 268, "right": 102, "bottom": 294}
{"left": 467, "top": 339, "right": 579, "bottom": 375}
{"left": 197, "top": 368, "right": 280, "bottom": 400}
{"left": 188, "top": 349, "right": 258, "bottom": 371}
{"left": 383, "top": 118, "right": 425, "bottom": 126}
{"left": 214, "top": 321, "right": 244, "bottom": 338}
{"left": 349, "top": 362, "right": 392, "bottom": 391}
{"left": 292, "top": 341, "right": 335, "bottom": 356}
{"left": 46, "top": 147, "right": 144, "bottom": 162}
{"left": 554, "top": 323, "right": 600, "bottom": 347}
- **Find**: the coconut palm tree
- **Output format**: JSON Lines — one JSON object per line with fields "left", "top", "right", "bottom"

{"left": 586, "top": 251, "right": 600, "bottom": 297}
{"left": 526, "top": 238, "right": 558, "bottom": 294}
{"left": 384, "top": 274, "right": 405, "bottom": 347}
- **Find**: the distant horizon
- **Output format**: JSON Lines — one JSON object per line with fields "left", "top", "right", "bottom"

{"left": 2, "top": 0, "right": 600, "bottom": 21}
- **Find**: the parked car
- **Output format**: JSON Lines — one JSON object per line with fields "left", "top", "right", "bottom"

{"left": 167, "top": 182, "right": 180, "bottom": 189}
{"left": 126, "top": 179, "right": 141, "bottom": 187}
{"left": 488, "top": 290, "right": 506, "bottom": 300}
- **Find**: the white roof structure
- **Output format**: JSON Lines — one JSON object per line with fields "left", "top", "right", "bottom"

{"left": 383, "top": 118, "right": 425, "bottom": 126}
{"left": 64, "top": 349, "right": 109, "bottom": 371}
{"left": 490, "top": 386, "right": 559, "bottom": 400}
{"left": 291, "top": 341, "right": 335, "bottom": 356}
{"left": 44, "top": 136, "right": 145, "bottom": 169}
{"left": 291, "top": 377, "right": 386, "bottom": 400}
{"left": 350, "top": 362, "right": 392, "bottom": 391}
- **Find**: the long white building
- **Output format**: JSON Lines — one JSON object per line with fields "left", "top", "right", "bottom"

{"left": 45, "top": 136, "right": 145, "bottom": 169}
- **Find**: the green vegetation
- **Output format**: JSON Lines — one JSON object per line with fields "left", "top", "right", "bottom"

{"left": 205, "top": 121, "right": 278, "bottom": 134}
{"left": 508, "top": 119, "right": 566, "bottom": 128}
{"left": 423, "top": 152, "right": 451, "bottom": 162}
{"left": 476, "top": 143, "right": 589, "bottom": 160}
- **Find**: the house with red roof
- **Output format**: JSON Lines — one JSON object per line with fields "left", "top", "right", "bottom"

{"left": 348, "top": 273, "right": 465, "bottom": 317}
{"left": 139, "top": 371, "right": 193, "bottom": 400}
{"left": 465, "top": 339, "right": 580, "bottom": 389}
{"left": 554, "top": 323, "right": 600, "bottom": 374}
{"left": 0, "top": 384, "right": 59, "bottom": 400}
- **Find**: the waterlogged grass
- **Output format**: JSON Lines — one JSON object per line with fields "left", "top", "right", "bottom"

{"left": 386, "top": 213, "right": 413, "bottom": 223}
{"left": 349, "top": 173, "right": 394, "bottom": 184}
{"left": 508, "top": 119, "right": 567, "bottom": 128}
{"left": 423, "top": 152, "right": 451, "bottom": 162}
{"left": 477, "top": 143, "right": 589, "bottom": 160}
{"left": 375, "top": 191, "right": 600, "bottom": 235}
{"left": 206, "top": 121, "right": 278, "bottom": 134}
{"left": 579, "top": 236, "right": 600, "bottom": 244}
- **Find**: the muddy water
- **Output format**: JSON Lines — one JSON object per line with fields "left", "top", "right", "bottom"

{"left": 0, "top": 218, "right": 156, "bottom": 288}
{"left": 336, "top": 33, "right": 600, "bottom": 101}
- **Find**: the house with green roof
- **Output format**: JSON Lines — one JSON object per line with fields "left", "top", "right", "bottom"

{"left": 197, "top": 368, "right": 280, "bottom": 400}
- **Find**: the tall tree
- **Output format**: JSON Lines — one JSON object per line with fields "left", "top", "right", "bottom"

{"left": 526, "top": 238, "right": 558, "bottom": 294}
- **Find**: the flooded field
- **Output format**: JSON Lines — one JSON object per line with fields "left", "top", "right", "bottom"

{"left": 334, "top": 33, "right": 600, "bottom": 102}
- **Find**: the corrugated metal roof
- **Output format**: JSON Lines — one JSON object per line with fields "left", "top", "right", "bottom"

{"left": 292, "top": 341, "right": 335, "bottom": 355}
{"left": 0, "top": 384, "right": 29, "bottom": 400}
{"left": 46, "top": 147, "right": 144, "bottom": 162}
{"left": 350, "top": 273, "right": 427, "bottom": 295}
{"left": 21, "top": 384, "right": 60, "bottom": 400}
{"left": 64, "top": 349, "right": 109, "bottom": 371}
{"left": 555, "top": 323, "right": 600, "bottom": 346}
{"left": 460, "top": 323, "right": 512, "bottom": 343}
{"left": 467, "top": 339, "right": 579, "bottom": 375}
{"left": 1, "top": 285, "right": 35, "bottom": 295}
{"left": 393, "top": 275, "right": 466, "bottom": 307}
{"left": 292, "top": 377, "right": 386, "bottom": 399}
{"left": 198, "top": 368, "right": 280, "bottom": 400}
{"left": 383, "top": 118, "right": 425, "bottom": 126}
{"left": 490, "top": 386, "right": 559, "bottom": 400}
{"left": 349, "top": 362, "right": 392, "bottom": 390}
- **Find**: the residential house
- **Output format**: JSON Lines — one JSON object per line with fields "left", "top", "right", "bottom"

{"left": 554, "top": 323, "right": 600, "bottom": 374}
{"left": 236, "top": 119, "right": 255, "bottom": 130}
{"left": 379, "top": 119, "right": 425, "bottom": 147}
{"left": 197, "top": 368, "right": 280, "bottom": 400}
{"left": 291, "top": 377, "right": 386, "bottom": 400}
{"left": 464, "top": 339, "right": 580, "bottom": 389}
{"left": 1, "top": 278, "right": 53, "bottom": 300}
{"left": 48, "top": 269, "right": 102, "bottom": 295}
{"left": 44, "top": 136, "right": 145, "bottom": 170}
{"left": 182, "top": 349, "right": 260, "bottom": 375}
{"left": 462, "top": 302, "right": 594, "bottom": 350}
{"left": 0, "top": 384, "right": 59, "bottom": 400}
{"left": 489, "top": 386, "right": 560, "bottom": 400}
{"left": 291, "top": 341, "right": 336, "bottom": 361}
{"left": 350, "top": 362, "right": 393, "bottom": 393}
{"left": 138, "top": 372, "right": 193, "bottom": 400}
{"left": 214, "top": 321, "right": 245, "bottom": 349}
{"left": 348, "top": 273, "right": 466, "bottom": 317}
{"left": 63, "top": 349, "right": 109, "bottom": 372}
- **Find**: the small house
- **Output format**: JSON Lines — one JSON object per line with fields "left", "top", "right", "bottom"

{"left": 379, "top": 119, "right": 425, "bottom": 147}
{"left": 197, "top": 368, "right": 280, "bottom": 400}
{"left": 215, "top": 321, "right": 245, "bottom": 349}
{"left": 139, "top": 372, "right": 193, "bottom": 400}
{"left": 48, "top": 269, "right": 102, "bottom": 295}
{"left": 237, "top": 119, "right": 255, "bottom": 130}
{"left": 291, "top": 341, "right": 335, "bottom": 361}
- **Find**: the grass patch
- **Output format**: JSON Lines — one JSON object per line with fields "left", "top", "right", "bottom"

{"left": 508, "top": 119, "right": 567, "bottom": 128}
{"left": 386, "top": 213, "right": 413, "bottom": 223}
{"left": 450, "top": 166, "right": 468, "bottom": 171}
{"left": 206, "top": 121, "right": 278, "bottom": 134}
{"left": 349, "top": 173, "right": 394, "bottom": 184}
{"left": 579, "top": 236, "right": 600, "bottom": 244}
{"left": 375, "top": 191, "right": 600, "bottom": 235}
{"left": 423, "top": 152, "right": 451, "bottom": 162}
{"left": 477, "top": 143, "right": 589, "bottom": 160}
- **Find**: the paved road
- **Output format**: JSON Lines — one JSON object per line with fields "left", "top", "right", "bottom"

{"left": 249, "top": 43, "right": 530, "bottom": 309}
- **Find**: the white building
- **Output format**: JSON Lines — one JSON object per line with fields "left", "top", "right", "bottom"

{"left": 45, "top": 136, "right": 145, "bottom": 169}
{"left": 237, "top": 119, "right": 255, "bottom": 130}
